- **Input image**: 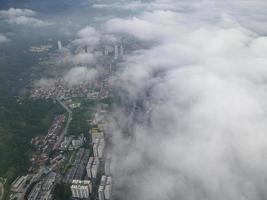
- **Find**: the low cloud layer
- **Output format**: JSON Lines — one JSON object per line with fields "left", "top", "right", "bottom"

{"left": 99, "top": 1, "right": 267, "bottom": 200}
{"left": 35, "top": 66, "right": 98, "bottom": 88}
{"left": 73, "top": 26, "right": 101, "bottom": 48}
{"left": 62, "top": 51, "right": 96, "bottom": 66}
{"left": 63, "top": 66, "right": 98, "bottom": 86}
{"left": 0, "top": 8, "right": 53, "bottom": 27}
{"left": 92, "top": 0, "right": 176, "bottom": 11}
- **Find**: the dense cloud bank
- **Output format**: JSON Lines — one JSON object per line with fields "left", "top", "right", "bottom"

{"left": 98, "top": 1, "right": 267, "bottom": 200}
{"left": 0, "top": 8, "right": 53, "bottom": 27}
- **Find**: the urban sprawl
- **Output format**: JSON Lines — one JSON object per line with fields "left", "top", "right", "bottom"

{"left": 9, "top": 41, "right": 123, "bottom": 200}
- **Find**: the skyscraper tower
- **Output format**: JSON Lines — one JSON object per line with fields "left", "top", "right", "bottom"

{"left": 120, "top": 44, "right": 123, "bottom": 57}
{"left": 57, "top": 40, "right": 62, "bottom": 50}
{"left": 104, "top": 177, "right": 112, "bottom": 199}
{"left": 114, "top": 45, "right": 119, "bottom": 60}
{"left": 104, "top": 46, "right": 109, "bottom": 56}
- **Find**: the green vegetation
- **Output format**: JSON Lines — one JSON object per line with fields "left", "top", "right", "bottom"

{"left": 68, "top": 108, "right": 90, "bottom": 136}
{"left": 0, "top": 97, "right": 65, "bottom": 178}
{"left": 0, "top": 34, "right": 63, "bottom": 177}
{"left": 0, "top": 32, "right": 70, "bottom": 200}
{"left": 53, "top": 184, "right": 71, "bottom": 200}
{"left": 61, "top": 151, "right": 76, "bottom": 176}
{"left": 67, "top": 98, "right": 96, "bottom": 136}
{"left": 67, "top": 97, "right": 113, "bottom": 136}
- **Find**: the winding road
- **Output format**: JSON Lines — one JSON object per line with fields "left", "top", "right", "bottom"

{"left": 55, "top": 98, "right": 73, "bottom": 147}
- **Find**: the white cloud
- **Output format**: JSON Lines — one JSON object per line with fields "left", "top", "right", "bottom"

{"left": 73, "top": 26, "right": 101, "bottom": 47}
{"left": 63, "top": 66, "right": 98, "bottom": 86}
{"left": 100, "top": 1, "right": 267, "bottom": 200}
{"left": 72, "top": 52, "right": 95, "bottom": 65}
{"left": 34, "top": 78, "right": 56, "bottom": 88}
{"left": 93, "top": 1, "right": 145, "bottom": 10}
{"left": 105, "top": 11, "right": 182, "bottom": 41}
{"left": 63, "top": 52, "right": 95, "bottom": 66}
{"left": 35, "top": 66, "right": 99, "bottom": 87}
{"left": 0, "top": 8, "right": 35, "bottom": 17}
{"left": 0, "top": 8, "right": 53, "bottom": 27}
{"left": 92, "top": 0, "right": 176, "bottom": 11}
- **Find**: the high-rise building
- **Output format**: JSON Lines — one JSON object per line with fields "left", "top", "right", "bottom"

{"left": 98, "top": 139, "right": 105, "bottom": 158}
{"left": 104, "top": 157, "right": 111, "bottom": 176}
{"left": 104, "top": 46, "right": 113, "bottom": 56}
{"left": 91, "top": 157, "right": 100, "bottom": 178}
{"left": 98, "top": 176, "right": 112, "bottom": 200}
{"left": 101, "top": 176, "right": 106, "bottom": 185}
{"left": 104, "top": 46, "right": 109, "bottom": 56}
{"left": 86, "top": 157, "right": 94, "bottom": 178}
{"left": 114, "top": 45, "right": 119, "bottom": 60}
{"left": 91, "top": 127, "right": 104, "bottom": 142}
{"left": 57, "top": 40, "right": 62, "bottom": 50}
{"left": 84, "top": 46, "right": 88, "bottom": 53}
{"left": 70, "top": 180, "right": 92, "bottom": 199}
{"left": 98, "top": 185, "right": 105, "bottom": 200}
{"left": 120, "top": 44, "right": 123, "bottom": 57}
{"left": 86, "top": 157, "right": 99, "bottom": 179}
{"left": 104, "top": 177, "right": 112, "bottom": 200}
{"left": 98, "top": 176, "right": 106, "bottom": 200}
{"left": 93, "top": 138, "right": 105, "bottom": 158}
{"left": 93, "top": 139, "right": 100, "bottom": 157}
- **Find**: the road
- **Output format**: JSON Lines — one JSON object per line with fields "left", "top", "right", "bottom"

{"left": 55, "top": 98, "right": 73, "bottom": 146}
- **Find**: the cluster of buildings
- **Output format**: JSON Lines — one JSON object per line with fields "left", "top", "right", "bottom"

{"left": 9, "top": 114, "right": 69, "bottom": 200}
{"left": 98, "top": 176, "right": 112, "bottom": 200}
{"left": 30, "top": 77, "right": 111, "bottom": 100}
{"left": 10, "top": 41, "right": 120, "bottom": 200}
{"left": 10, "top": 171, "right": 58, "bottom": 200}
{"left": 30, "top": 45, "right": 53, "bottom": 53}
{"left": 10, "top": 102, "right": 114, "bottom": 200}
{"left": 27, "top": 172, "right": 57, "bottom": 200}
{"left": 98, "top": 76, "right": 111, "bottom": 100}
{"left": 11, "top": 176, "right": 29, "bottom": 193}
{"left": 30, "top": 114, "right": 66, "bottom": 169}
{"left": 71, "top": 180, "right": 92, "bottom": 199}
{"left": 93, "top": 138, "right": 105, "bottom": 158}
{"left": 67, "top": 110, "right": 113, "bottom": 200}
{"left": 104, "top": 44, "right": 123, "bottom": 60}
{"left": 30, "top": 42, "right": 122, "bottom": 101}
{"left": 86, "top": 157, "right": 100, "bottom": 179}
{"left": 64, "top": 148, "right": 91, "bottom": 184}
{"left": 30, "top": 80, "right": 95, "bottom": 100}
{"left": 60, "top": 134, "right": 86, "bottom": 150}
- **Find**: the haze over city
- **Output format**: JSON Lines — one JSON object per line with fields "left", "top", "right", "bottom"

{"left": 1, "top": 1, "right": 267, "bottom": 200}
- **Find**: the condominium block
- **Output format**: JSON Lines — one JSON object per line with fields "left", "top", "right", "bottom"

{"left": 71, "top": 180, "right": 92, "bottom": 199}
